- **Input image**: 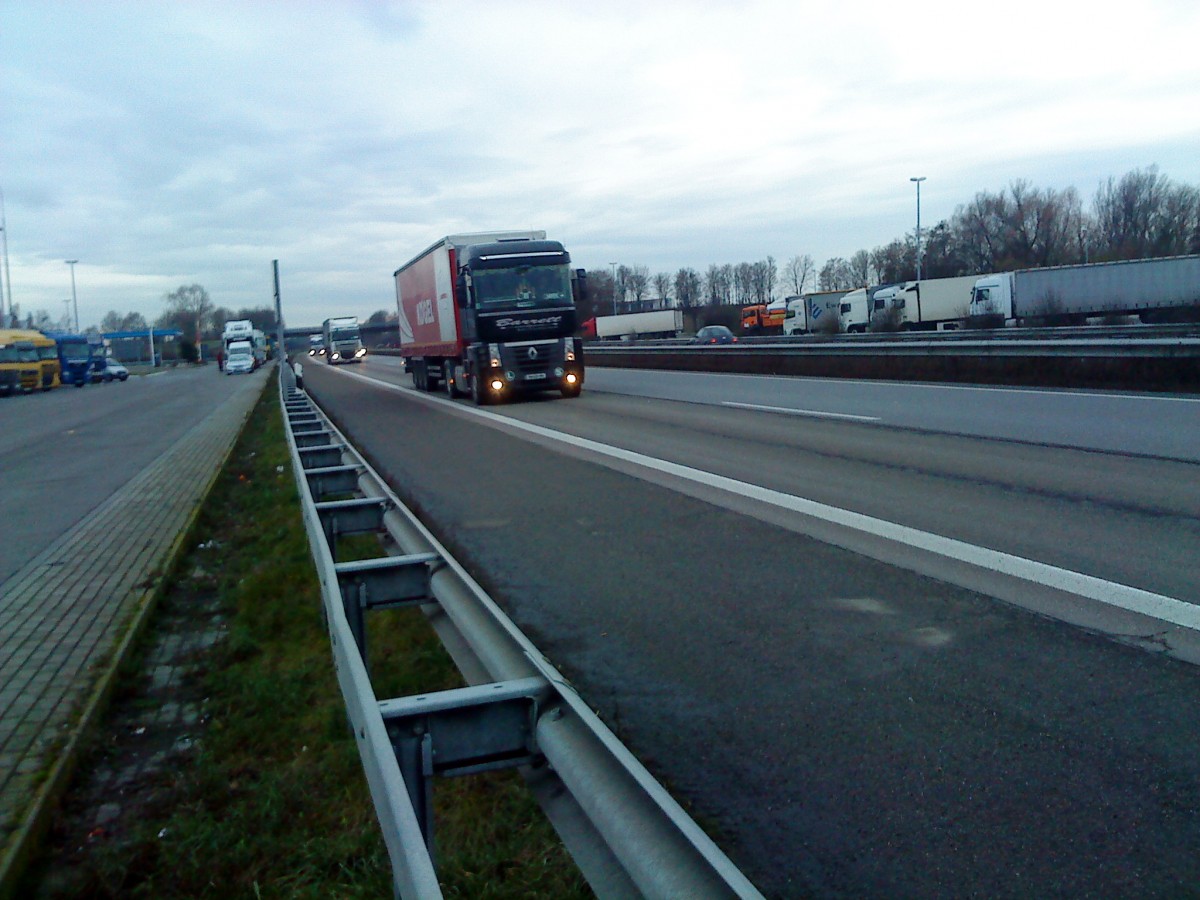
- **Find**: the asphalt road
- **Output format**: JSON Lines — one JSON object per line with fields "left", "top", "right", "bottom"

{"left": 304, "top": 358, "right": 1200, "bottom": 898}
{"left": 0, "top": 365, "right": 260, "bottom": 587}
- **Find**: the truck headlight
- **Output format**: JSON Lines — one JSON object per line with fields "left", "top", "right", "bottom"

{"left": 331, "top": 352, "right": 341, "bottom": 361}
{"left": 356, "top": 348, "right": 366, "bottom": 357}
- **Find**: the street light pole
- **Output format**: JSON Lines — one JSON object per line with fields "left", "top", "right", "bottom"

{"left": 609, "top": 260, "right": 619, "bottom": 316}
{"left": 65, "top": 259, "right": 79, "bottom": 332}
{"left": 910, "top": 176, "right": 926, "bottom": 283}
{"left": 0, "top": 188, "right": 12, "bottom": 327}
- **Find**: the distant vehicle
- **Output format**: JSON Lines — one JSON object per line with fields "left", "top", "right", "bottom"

{"left": 692, "top": 325, "right": 737, "bottom": 345}
{"left": 590, "top": 309, "right": 682, "bottom": 341}
{"left": 762, "top": 299, "right": 787, "bottom": 330}
{"left": 225, "top": 340, "right": 255, "bottom": 374}
{"left": 740, "top": 304, "right": 766, "bottom": 333}
{"left": 101, "top": 358, "right": 129, "bottom": 382}
{"left": 323, "top": 316, "right": 366, "bottom": 364}
{"left": 782, "top": 291, "right": 849, "bottom": 335}
{"left": 970, "top": 255, "right": 1200, "bottom": 326}
{"left": 45, "top": 332, "right": 104, "bottom": 386}
{"left": 870, "top": 274, "right": 981, "bottom": 331}
{"left": 0, "top": 330, "right": 43, "bottom": 393}
{"left": 394, "top": 231, "right": 585, "bottom": 403}
{"left": 308, "top": 334, "right": 325, "bottom": 356}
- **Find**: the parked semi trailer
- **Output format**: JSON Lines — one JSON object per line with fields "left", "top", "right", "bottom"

{"left": 870, "top": 274, "right": 982, "bottom": 331}
{"left": 589, "top": 309, "right": 682, "bottom": 341}
{"left": 970, "top": 255, "right": 1200, "bottom": 326}
{"left": 394, "top": 231, "right": 585, "bottom": 403}
{"left": 782, "top": 290, "right": 849, "bottom": 335}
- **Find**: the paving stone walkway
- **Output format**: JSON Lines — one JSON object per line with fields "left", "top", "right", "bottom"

{"left": 0, "top": 367, "right": 270, "bottom": 894}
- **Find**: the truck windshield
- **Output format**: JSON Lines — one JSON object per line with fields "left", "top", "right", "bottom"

{"left": 472, "top": 264, "right": 572, "bottom": 311}
{"left": 330, "top": 328, "right": 359, "bottom": 341}
{"left": 0, "top": 346, "right": 19, "bottom": 362}
{"left": 18, "top": 345, "right": 39, "bottom": 363}
{"left": 37, "top": 345, "right": 58, "bottom": 360}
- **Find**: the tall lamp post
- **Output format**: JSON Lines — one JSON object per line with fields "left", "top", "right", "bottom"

{"left": 65, "top": 259, "right": 80, "bottom": 332}
{"left": 910, "top": 176, "right": 926, "bottom": 283}
{"left": 609, "top": 261, "right": 618, "bottom": 316}
{"left": 0, "top": 188, "right": 12, "bottom": 327}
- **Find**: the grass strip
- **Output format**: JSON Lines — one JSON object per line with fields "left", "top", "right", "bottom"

{"left": 25, "top": 381, "right": 591, "bottom": 898}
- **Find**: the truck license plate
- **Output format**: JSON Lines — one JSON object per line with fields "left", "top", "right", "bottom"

{"left": 525, "top": 373, "right": 546, "bottom": 380}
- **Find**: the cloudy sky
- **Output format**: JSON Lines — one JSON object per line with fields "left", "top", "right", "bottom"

{"left": 3, "top": 0, "right": 1199, "bottom": 330}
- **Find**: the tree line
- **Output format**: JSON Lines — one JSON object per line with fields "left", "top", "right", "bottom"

{"left": 595, "top": 166, "right": 1200, "bottom": 315}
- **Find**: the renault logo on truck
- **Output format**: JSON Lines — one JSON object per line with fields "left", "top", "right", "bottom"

{"left": 527, "top": 346, "right": 539, "bottom": 360}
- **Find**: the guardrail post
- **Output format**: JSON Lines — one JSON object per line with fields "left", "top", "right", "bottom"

{"left": 379, "top": 676, "right": 549, "bottom": 856}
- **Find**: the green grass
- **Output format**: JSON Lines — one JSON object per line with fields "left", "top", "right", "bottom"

{"left": 27, "top": 382, "right": 591, "bottom": 899}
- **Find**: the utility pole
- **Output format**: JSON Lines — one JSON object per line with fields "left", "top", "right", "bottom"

{"left": 910, "top": 176, "right": 926, "bottom": 283}
{"left": 65, "top": 259, "right": 79, "bottom": 332}
{"left": 0, "top": 188, "right": 12, "bottom": 327}
{"left": 273, "top": 260, "right": 284, "bottom": 361}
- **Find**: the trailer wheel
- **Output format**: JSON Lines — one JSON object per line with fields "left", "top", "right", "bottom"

{"left": 444, "top": 361, "right": 459, "bottom": 399}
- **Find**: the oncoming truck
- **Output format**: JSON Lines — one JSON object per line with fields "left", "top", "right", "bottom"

{"left": 323, "top": 316, "right": 366, "bottom": 364}
{"left": 394, "top": 231, "right": 585, "bottom": 403}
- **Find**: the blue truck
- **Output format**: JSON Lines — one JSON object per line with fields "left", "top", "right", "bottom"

{"left": 44, "top": 332, "right": 105, "bottom": 387}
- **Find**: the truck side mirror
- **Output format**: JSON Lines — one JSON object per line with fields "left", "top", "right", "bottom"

{"left": 574, "top": 268, "right": 588, "bottom": 301}
{"left": 456, "top": 274, "right": 469, "bottom": 308}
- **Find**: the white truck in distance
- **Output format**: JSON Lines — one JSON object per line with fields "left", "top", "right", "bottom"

{"left": 323, "top": 316, "right": 366, "bottom": 364}
{"left": 870, "top": 274, "right": 981, "bottom": 331}
{"left": 782, "top": 291, "right": 849, "bottom": 335}
{"left": 594, "top": 309, "right": 682, "bottom": 340}
{"left": 970, "top": 255, "right": 1200, "bottom": 326}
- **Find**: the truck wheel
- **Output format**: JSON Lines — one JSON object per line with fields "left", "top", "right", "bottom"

{"left": 444, "top": 361, "right": 458, "bottom": 399}
{"left": 412, "top": 360, "right": 426, "bottom": 390}
{"left": 471, "top": 373, "right": 489, "bottom": 406}
{"left": 561, "top": 383, "right": 581, "bottom": 399}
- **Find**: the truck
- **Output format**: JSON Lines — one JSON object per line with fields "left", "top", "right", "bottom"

{"left": 44, "top": 331, "right": 103, "bottom": 386}
{"left": 590, "top": 309, "right": 682, "bottom": 341}
{"left": 223, "top": 319, "right": 254, "bottom": 349}
{"left": 323, "top": 316, "right": 366, "bottom": 364}
{"left": 970, "top": 255, "right": 1200, "bottom": 326}
{"left": 837, "top": 288, "right": 872, "bottom": 333}
{"left": 308, "top": 334, "right": 325, "bottom": 356}
{"left": 782, "top": 291, "right": 849, "bottom": 335}
{"left": 394, "top": 231, "right": 584, "bottom": 403}
{"left": 869, "top": 274, "right": 980, "bottom": 331}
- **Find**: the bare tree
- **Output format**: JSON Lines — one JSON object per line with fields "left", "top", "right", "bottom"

{"left": 159, "top": 284, "right": 213, "bottom": 343}
{"left": 652, "top": 272, "right": 673, "bottom": 307}
{"left": 848, "top": 250, "right": 873, "bottom": 287}
{"left": 1092, "top": 166, "right": 1200, "bottom": 260}
{"left": 783, "top": 254, "right": 814, "bottom": 295}
{"left": 733, "top": 262, "right": 755, "bottom": 305}
{"left": 818, "top": 257, "right": 859, "bottom": 291}
{"left": 674, "top": 267, "right": 703, "bottom": 308}
{"left": 628, "top": 265, "right": 650, "bottom": 307}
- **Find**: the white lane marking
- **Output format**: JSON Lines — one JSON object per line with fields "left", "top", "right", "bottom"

{"left": 722, "top": 401, "right": 879, "bottom": 422}
{"left": 329, "top": 364, "right": 1200, "bottom": 631}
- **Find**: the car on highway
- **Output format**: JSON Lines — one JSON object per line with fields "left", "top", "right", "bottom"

{"left": 691, "top": 325, "right": 738, "bottom": 345}
{"left": 101, "top": 358, "right": 130, "bottom": 382}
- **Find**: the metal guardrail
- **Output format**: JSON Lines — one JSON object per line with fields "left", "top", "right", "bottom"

{"left": 278, "top": 370, "right": 763, "bottom": 899}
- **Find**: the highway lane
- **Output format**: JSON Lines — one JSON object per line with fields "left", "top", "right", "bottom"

{"left": 0, "top": 366, "right": 265, "bottom": 587}
{"left": 582, "top": 365, "right": 1200, "bottom": 462}
{"left": 351, "top": 354, "right": 1199, "bottom": 606}
{"left": 304, "top": 358, "right": 1200, "bottom": 897}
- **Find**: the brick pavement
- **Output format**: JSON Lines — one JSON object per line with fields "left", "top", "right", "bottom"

{"left": 0, "top": 366, "right": 271, "bottom": 896}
